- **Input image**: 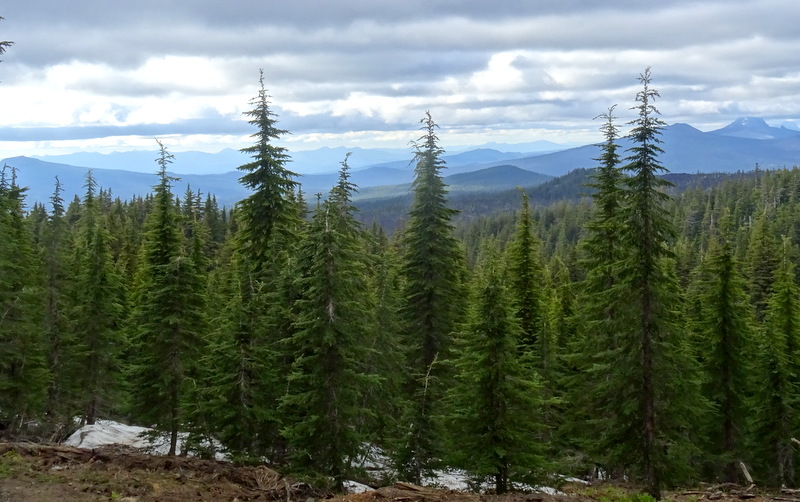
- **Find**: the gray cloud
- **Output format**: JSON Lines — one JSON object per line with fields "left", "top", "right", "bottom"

{"left": 1, "top": 0, "right": 799, "bottom": 154}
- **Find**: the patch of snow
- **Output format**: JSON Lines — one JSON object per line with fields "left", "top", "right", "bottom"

{"left": 64, "top": 420, "right": 154, "bottom": 450}
{"left": 63, "top": 419, "right": 227, "bottom": 460}
{"left": 344, "top": 480, "right": 374, "bottom": 494}
{"left": 423, "top": 468, "right": 472, "bottom": 491}
{"left": 561, "top": 476, "right": 589, "bottom": 484}
{"left": 534, "top": 486, "right": 566, "bottom": 496}
{"left": 355, "top": 443, "right": 394, "bottom": 477}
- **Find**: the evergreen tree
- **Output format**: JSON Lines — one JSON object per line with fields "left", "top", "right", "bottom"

{"left": 563, "top": 106, "right": 624, "bottom": 470}
{"left": 69, "top": 171, "right": 124, "bottom": 425}
{"left": 204, "top": 73, "right": 301, "bottom": 459}
{"left": 693, "top": 223, "right": 754, "bottom": 482}
{"left": 281, "top": 156, "right": 379, "bottom": 489}
{"left": 127, "top": 142, "right": 206, "bottom": 455}
{"left": 0, "top": 165, "right": 48, "bottom": 434}
{"left": 42, "top": 177, "right": 75, "bottom": 425}
{"left": 363, "top": 225, "right": 407, "bottom": 445}
{"left": 235, "top": 69, "right": 300, "bottom": 264}
{"left": 0, "top": 16, "right": 12, "bottom": 60}
{"left": 448, "top": 241, "right": 545, "bottom": 493}
{"left": 505, "top": 189, "right": 546, "bottom": 354}
{"left": 751, "top": 237, "right": 800, "bottom": 486}
{"left": 746, "top": 211, "right": 779, "bottom": 321}
{"left": 586, "top": 69, "right": 703, "bottom": 498}
{"left": 397, "top": 112, "right": 466, "bottom": 482}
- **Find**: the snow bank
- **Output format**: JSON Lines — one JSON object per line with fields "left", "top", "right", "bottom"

{"left": 344, "top": 480, "right": 374, "bottom": 493}
{"left": 64, "top": 419, "right": 226, "bottom": 460}
{"left": 65, "top": 420, "right": 158, "bottom": 450}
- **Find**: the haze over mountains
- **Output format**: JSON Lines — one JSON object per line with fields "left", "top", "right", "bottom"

{"left": 3, "top": 117, "right": 800, "bottom": 208}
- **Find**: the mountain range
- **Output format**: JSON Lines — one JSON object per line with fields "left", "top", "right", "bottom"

{"left": 3, "top": 117, "right": 799, "bottom": 208}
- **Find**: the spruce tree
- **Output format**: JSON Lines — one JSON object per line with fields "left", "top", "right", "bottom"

{"left": 693, "top": 223, "right": 754, "bottom": 482}
{"left": 364, "top": 225, "right": 407, "bottom": 445}
{"left": 563, "top": 106, "right": 624, "bottom": 468}
{"left": 746, "top": 212, "right": 779, "bottom": 321}
{"left": 127, "top": 142, "right": 206, "bottom": 455}
{"left": 236, "top": 69, "right": 300, "bottom": 264}
{"left": 42, "top": 177, "right": 76, "bottom": 426}
{"left": 0, "top": 165, "right": 48, "bottom": 434}
{"left": 281, "top": 156, "right": 379, "bottom": 489}
{"left": 397, "top": 112, "right": 465, "bottom": 482}
{"left": 751, "top": 237, "right": 800, "bottom": 486}
{"left": 70, "top": 171, "right": 123, "bottom": 425}
{"left": 204, "top": 72, "right": 301, "bottom": 459}
{"left": 505, "top": 189, "right": 546, "bottom": 354}
{"left": 587, "top": 69, "right": 703, "bottom": 498}
{"left": 448, "top": 241, "right": 545, "bottom": 493}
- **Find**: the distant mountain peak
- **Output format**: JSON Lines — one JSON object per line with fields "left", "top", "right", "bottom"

{"left": 710, "top": 117, "right": 800, "bottom": 140}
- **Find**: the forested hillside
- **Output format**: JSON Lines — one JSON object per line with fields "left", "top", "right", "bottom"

{"left": 4, "top": 69, "right": 800, "bottom": 498}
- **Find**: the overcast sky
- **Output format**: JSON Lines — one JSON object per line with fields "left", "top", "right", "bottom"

{"left": 1, "top": 0, "right": 798, "bottom": 157}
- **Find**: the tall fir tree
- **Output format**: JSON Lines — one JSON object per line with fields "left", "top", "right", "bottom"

{"left": 127, "top": 142, "right": 206, "bottom": 455}
{"left": 397, "top": 112, "right": 466, "bottom": 482}
{"left": 746, "top": 211, "right": 779, "bottom": 322}
{"left": 692, "top": 221, "right": 754, "bottom": 482}
{"left": 563, "top": 105, "right": 625, "bottom": 467}
{"left": 586, "top": 69, "right": 703, "bottom": 498}
{"left": 447, "top": 241, "right": 545, "bottom": 493}
{"left": 235, "top": 69, "right": 300, "bottom": 265}
{"left": 70, "top": 171, "right": 123, "bottom": 425}
{"left": 0, "top": 165, "right": 48, "bottom": 433}
{"left": 505, "top": 189, "right": 547, "bottom": 354}
{"left": 281, "top": 156, "right": 379, "bottom": 489}
{"left": 42, "top": 177, "right": 73, "bottom": 423}
{"left": 750, "top": 237, "right": 800, "bottom": 486}
{"left": 204, "top": 72, "right": 301, "bottom": 459}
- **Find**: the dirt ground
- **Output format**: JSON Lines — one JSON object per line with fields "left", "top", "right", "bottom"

{"left": 0, "top": 441, "right": 793, "bottom": 502}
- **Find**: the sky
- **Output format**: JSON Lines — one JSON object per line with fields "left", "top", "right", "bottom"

{"left": 1, "top": 0, "right": 799, "bottom": 158}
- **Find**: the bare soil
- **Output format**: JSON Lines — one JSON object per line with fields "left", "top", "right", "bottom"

{"left": 0, "top": 442, "right": 790, "bottom": 502}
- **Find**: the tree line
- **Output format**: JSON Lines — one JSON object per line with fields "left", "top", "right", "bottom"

{"left": 4, "top": 68, "right": 800, "bottom": 498}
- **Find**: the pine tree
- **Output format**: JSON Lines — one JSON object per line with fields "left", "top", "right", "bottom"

{"left": 586, "top": 69, "right": 703, "bottom": 498}
{"left": 70, "top": 171, "right": 124, "bottom": 425}
{"left": 397, "top": 112, "right": 466, "bottom": 482}
{"left": 0, "top": 165, "right": 48, "bottom": 433}
{"left": 693, "top": 223, "right": 754, "bottom": 482}
{"left": 0, "top": 16, "right": 12, "bottom": 60}
{"left": 364, "top": 225, "right": 407, "bottom": 444}
{"left": 448, "top": 241, "right": 545, "bottom": 493}
{"left": 563, "top": 106, "right": 625, "bottom": 470}
{"left": 203, "top": 73, "right": 301, "bottom": 459}
{"left": 281, "top": 156, "right": 379, "bottom": 489}
{"left": 746, "top": 211, "right": 779, "bottom": 321}
{"left": 505, "top": 189, "right": 546, "bottom": 354}
{"left": 42, "top": 177, "right": 75, "bottom": 425}
{"left": 751, "top": 237, "right": 800, "bottom": 486}
{"left": 236, "top": 69, "right": 300, "bottom": 265}
{"left": 127, "top": 142, "right": 206, "bottom": 455}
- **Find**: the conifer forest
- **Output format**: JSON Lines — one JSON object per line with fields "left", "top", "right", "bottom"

{"left": 5, "top": 67, "right": 800, "bottom": 499}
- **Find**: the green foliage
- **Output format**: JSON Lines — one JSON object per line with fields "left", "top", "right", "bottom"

{"left": 70, "top": 171, "right": 124, "bottom": 425}
{"left": 396, "top": 113, "right": 466, "bottom": 482}
{"left": 126, "top": 142, "right": 206, "bottom": 455}
{"left": 575, "top": 69, "right": 704, "bottom": 498}
{"left": 447, "top": 241, "right": 546, "bottom": 493}
{"left": 749, "top": 237, "right": 800, "bottom": 486}
{"left": 198, "top": 73, "right": 303, "bottom": 460}
{"left": 281, "top": 156, "right": 381, "bottom": 489}
{"left": 505, "top": 189, "right": 547, "bottom": 353}
{"left": 0, "top": 165, "right": 48, "bottom": 432}
{"left": 235, "top": 70, "right": 300, "bottom": 266}
{"left": 690, "top": 225, "right": 754, "bottom": 482}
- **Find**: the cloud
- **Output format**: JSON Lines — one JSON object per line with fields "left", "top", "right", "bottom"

{"left": 2, "top": 0, "right": 800, "bottom": 157}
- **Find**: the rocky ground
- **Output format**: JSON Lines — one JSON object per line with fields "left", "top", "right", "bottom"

{"left": 0, "top": 441, "right": 793, "bottom": 502}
